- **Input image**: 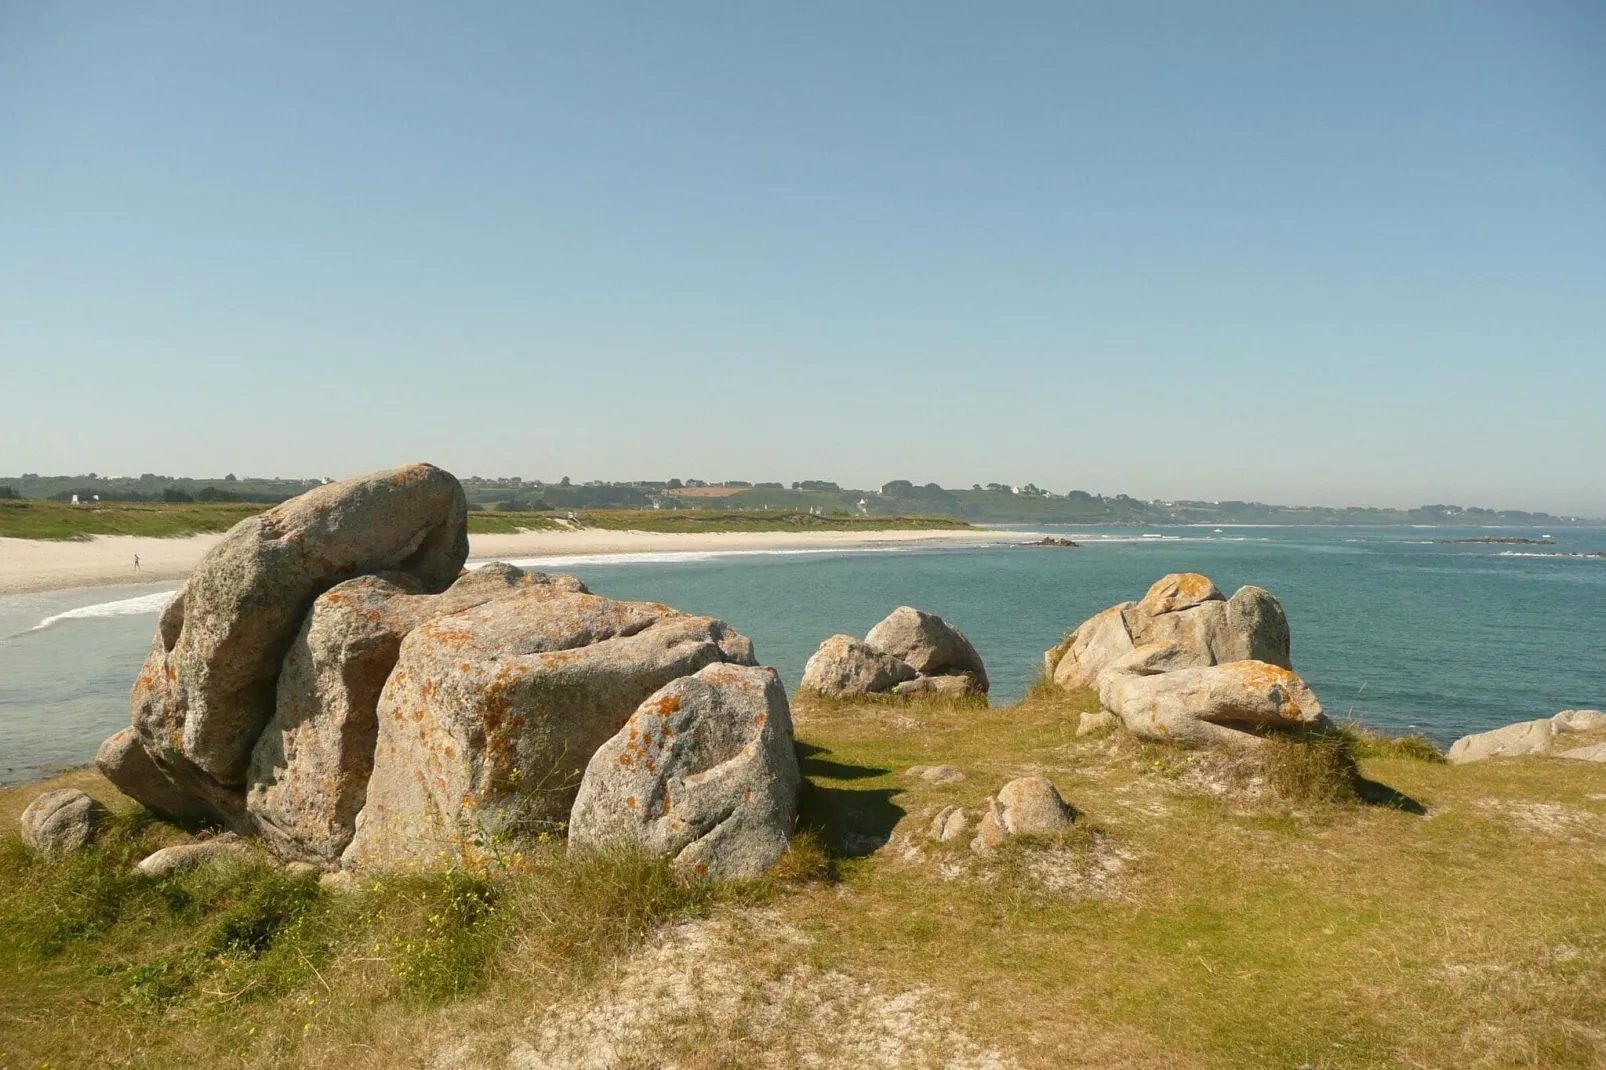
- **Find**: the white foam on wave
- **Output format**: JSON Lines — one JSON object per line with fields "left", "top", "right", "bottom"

{"left": 25, "top": 589, "right": 178, "bottom": 633}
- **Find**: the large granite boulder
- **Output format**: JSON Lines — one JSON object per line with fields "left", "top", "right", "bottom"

{"left": 865, "top": 607, "right": 989, "bottom": 693}
{"left": 1447, "top": 709, "right": 1606, "bottom": 764}
{"left": 343, "top": 587, "right": 757, "bottom": 870}
{"left": 568, "top": 663, "right": 799, "bottom": 880}
{"left": 1047, "top": 574, "right": 1291, "bottom": 691}
{"left": 1098, "top": 650, "right": 1331, "bottom": 747}
{"left": 800, "top": 635, "right": 917, "bottom": 698}
{"left": 246, "top": 564, "right": 586, "bottom": 862}
{"left": 129, "top": 463, "right": 469, "bottom": 802}
{"left": 21, "top": 788, "right": 109, "bottom": 856}
{"left": 801, "top": 608, "right": 989, "bottom": 699}
{"left": 95, "top": 727, "right": 214, "bottom": 822}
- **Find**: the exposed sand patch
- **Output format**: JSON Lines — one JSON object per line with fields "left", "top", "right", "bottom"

{"left": 432, "top": 912, "right": 1019, "bottom": 1069}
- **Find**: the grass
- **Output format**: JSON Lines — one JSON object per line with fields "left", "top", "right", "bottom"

{"left": 0, "top": 499, "right": 265, "bottom": 540}
{"left": 469, "top": 508, "right": 976, "bottom": 534}
{"left": 2, "top": 500, "right": 975, "bottom": 540}
{"left": 3, "top": 690, "right": 1604, "bottom": 1067}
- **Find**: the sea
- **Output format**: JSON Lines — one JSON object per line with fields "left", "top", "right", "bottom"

{"left": 2, "top": 525, "right": 1602, "bottom": 786}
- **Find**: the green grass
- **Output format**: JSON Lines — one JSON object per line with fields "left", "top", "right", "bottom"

{"left": 468, "top": 508, "right": 975, "bottom": 534}
{"left": 0, "top": 499, "right": 265, "bottom": 540}
{"left": 1, "top": 499, "right": 974, "bottom": 541}
{"left": 3, "top": 692, "right": 1604, "bottom": 1067}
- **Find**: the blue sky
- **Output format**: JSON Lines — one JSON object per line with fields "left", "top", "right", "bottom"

{"left": 2, "top": 2, "right": 1603, "bottom": 514}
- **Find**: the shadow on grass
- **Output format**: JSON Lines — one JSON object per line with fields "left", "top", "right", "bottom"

{"left": 794, "top": 742, "right": 903, "bottom": 858}
{"left": 1356, "top": 776, "right": 1428, "bottom": 815}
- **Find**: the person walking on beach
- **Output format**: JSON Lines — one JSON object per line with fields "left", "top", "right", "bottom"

{"left": 133, "top": 553, "right": 140, "bottom": 572}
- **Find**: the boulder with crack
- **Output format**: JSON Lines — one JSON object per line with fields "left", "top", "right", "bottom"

{"left": 245, "top": 563, "right": 587, "bottom": 863}
{"left": 1097, "top": 647, "right": 1332, "bottom": 747}
{"left": 343, "top": 586, "right": 757, "bottom": 870}
{"left": 21, "top": 788, "right": 109, "bottom": 857}
{"left": 1045, "top": 573, "right": 1292, "bottom": 692}
{"left": 568, "top": 663, "right": 800, "bottom": 880}
{"left": 115, "top": 463, "right": 470, "bottom": 827}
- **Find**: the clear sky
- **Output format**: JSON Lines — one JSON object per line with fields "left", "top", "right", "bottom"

{"left": 2, "top": 2, "right": 1603, "bottom": 514}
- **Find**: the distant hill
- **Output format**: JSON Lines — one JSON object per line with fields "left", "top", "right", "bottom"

{"left": 0, "top": 473, "right": 1592, "bottom": 527}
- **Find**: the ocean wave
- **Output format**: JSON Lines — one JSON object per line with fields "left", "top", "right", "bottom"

{"left": 1498, "top": 551, "right": 1606, "bottom": 559}
{"left": 23, "top": 589, "right": 178, "bottom": 633}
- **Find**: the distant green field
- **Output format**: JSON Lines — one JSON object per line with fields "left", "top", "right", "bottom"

{"left": 0, "top": 499, "right": 264, "bottom": 541}
{"left": 0, "top": 500, "right": 974, "bottom": 541}
{"left": 469, "top": 509, "right": 974, "bottom": 534}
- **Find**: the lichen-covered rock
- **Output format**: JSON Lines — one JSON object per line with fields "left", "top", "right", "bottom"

{"left": 1049, "top": 602, "right": 1137, "bottom": 690}
{"left": 129, "top": 463, "right": 469, "bottom": 796}
{"left": 1447, "top": 709, "right": 1606, "bottom": 764}
{"left": 1221, "top": 586, "right": 1292, "bottom": 667}
{"left": 1047, "top": 574, "right": 1294, "bottom": 692}
{"left": 21, "top": 789, "right": 108, "bottom": 856}
{"left": 1099, "top": 657, "right": 1331, "bottom": 747}
{"left": 247, "top": 564, "right": 587, "bottom": 862}
{"left": 135, "top": 834, "right": 252, "bottom": 877}
{"left": 95, "top": 727, "right": 214, "bottom": 822}
{"left": 344, "top": 587, "right": 756, "bottom": 870}
{"left": 865, "top": 607, "right": 989, "bottom": 693}
{"left": 970, "top": 777, "right": 1076, "bottom": 854}
{"left": 893, "top": 673, "right": 983, "bottom": 697}
{"left": 568, "top": 663, "right": 799, "bottom": 881}
{"left": 800, "top": 634, "right": 916, "bottom": 697}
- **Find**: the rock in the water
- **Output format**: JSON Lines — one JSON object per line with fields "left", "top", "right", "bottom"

{"left": 800, "top": 634, "right": 916, "bottom": 697}
{"left": 21, "top": 789, "right": 108, "bottom": 856}
{"left": 930, "top": 806, "right": 970, "bottom": 842}
{"left": 135, "top": 835, "right": 251, "bottom": 877}
{"left": 865, "top": 607, "right": 989, "bottom": 693}
{"left": 1099, "top": 657, "right": 1331, "bottom": 747}
{"left": 1447, "top": 709, "right": 1606, "bottom": 764}
{"left": 1076, "top": 710, "right": 1120, "bottom": 736}
{"left": 567, "top": 663, "right": 800, "bottom": 881}
{"left": 246, "top": 564, "right": 584, "bottom": 862}
{"left": 95, "top": 727, "right": 214, "bottom": 822}
{"left": 970, "top": 777, "right": 1076, "bottom": 854}
{"left": 1048, "top": 574, "right": 1294, "bottom": 692}
{"left": 130, "top": 463, "right": 469, "bottom": 793}
{"left": 893, "top": 673, "right": 983, "bottom": 697}
{"left": 344, "top": 586, "right": 756, "bottom": 870}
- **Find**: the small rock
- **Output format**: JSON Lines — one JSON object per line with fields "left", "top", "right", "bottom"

{"left": 929, "top": 806, "right": 970, "bottom": 843}
{"left": 319, "top": 869, "right": 356, "bottom": 891}
{"left": 1076, "top": 710, "right": 1120, "bottom": 736}
{"left": 893, "top": 674, "right": 983, "bottom": 697}
{"left": 21, "top": 788, "right": 109, "bottom": 857}
{"left": 907, "top": 764, "right": 966, "bottom": 784}
{"left": 135, "top": 835, "right": 250, "bottom": 877}
{"left": 800, "top": 634, "right": 916, "bottom": 697}
{"left": 969, "top": 777, "right": 1076, "bottom": 855}
{"left": 283, "top": 861, "right": 322, "bottom": 876}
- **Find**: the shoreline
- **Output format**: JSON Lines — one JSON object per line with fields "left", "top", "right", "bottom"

{"left": 0, "top": 527, "right": 1013, "bottom": 596}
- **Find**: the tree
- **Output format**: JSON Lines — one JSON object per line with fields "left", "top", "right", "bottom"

{"left": 224, "top": 473, "right": 237, "bottom": 482}
{"left": 560, "top": 476, "right": 572, "bottom": 486}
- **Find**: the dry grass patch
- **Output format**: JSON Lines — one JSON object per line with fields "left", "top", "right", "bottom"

{"left": 3, "top": 693, "right": 1605, "bottom": 1068}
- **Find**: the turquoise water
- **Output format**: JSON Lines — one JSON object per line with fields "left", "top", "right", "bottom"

{"left": 2, "top": 526, "right": 1602, "bottom": 785}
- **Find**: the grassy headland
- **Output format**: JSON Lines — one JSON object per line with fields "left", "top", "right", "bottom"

{"left": 3, "top": 688, "right": 1602, "bottom": 1067}
{"left": 0, "top": 499, "right": 267, "bottom": 541}
{"left": 0, "top": 501, "right": 977, "bottom": 541}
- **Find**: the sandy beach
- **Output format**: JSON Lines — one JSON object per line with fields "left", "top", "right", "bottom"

{"left": 0, "top": 527, "right": 1012, "bottom": 596}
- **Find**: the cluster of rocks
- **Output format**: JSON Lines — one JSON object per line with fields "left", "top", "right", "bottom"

{"left": 928, "top": 775, "right": 1078, "bottom": 855}
{"left": 1046, "top": 573, "right": 1332, "bottom": 747}
{"left": 800, "top": 607, "right": 989, "bottom": 699}
{"left": 28, "top": 464, "right": 800, "bottom": 881}
{"left": 1448, "top": 709, "right": 1606, "bottom": 764}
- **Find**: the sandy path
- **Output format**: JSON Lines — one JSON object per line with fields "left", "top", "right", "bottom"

{"left": 0, "top": 528, "right": 1012, "bottom": 596}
